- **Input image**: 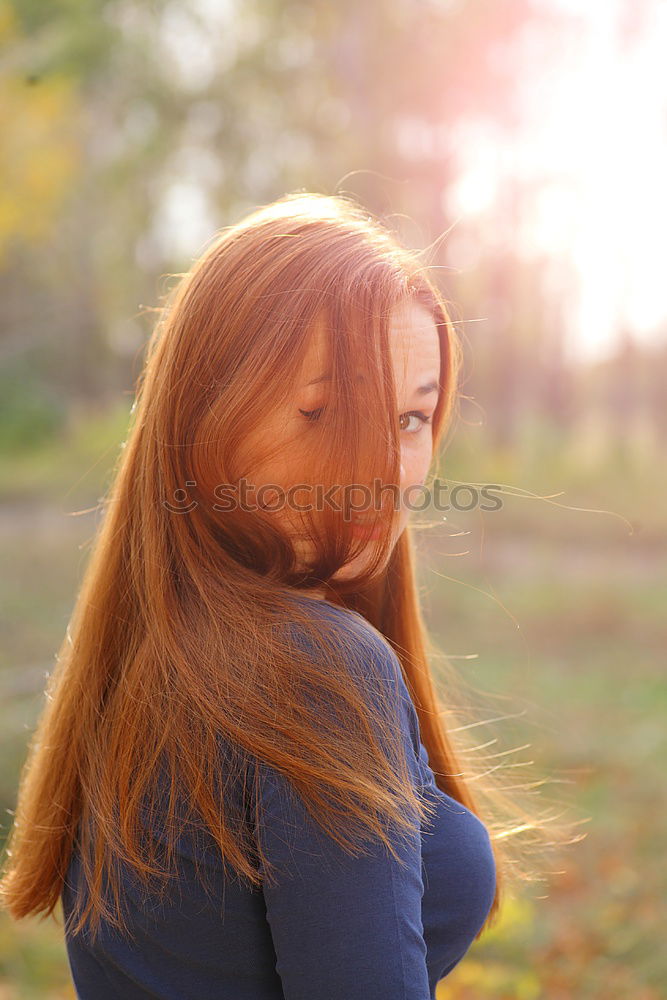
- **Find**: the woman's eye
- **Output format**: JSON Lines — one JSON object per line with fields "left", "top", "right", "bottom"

{"left": 298, "top": 407, "right": 324, "bottom": 422}
{"left": 299, "top": 407, "right": 432, "bottom": 433}
{"left": 400, "top": 411, "right": 432, "bottom": 434}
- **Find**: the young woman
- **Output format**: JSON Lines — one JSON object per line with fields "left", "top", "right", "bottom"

{"left": 0, "top": 192, "right": 569, "bottom": 998}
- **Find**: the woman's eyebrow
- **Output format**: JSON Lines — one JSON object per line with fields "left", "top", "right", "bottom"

{"left": 414, "top": 379, "right": 439, "bottom": 397}
{"left": 306, "top": 373, "right": 366, "bottom": 388}
{"left": 307, "top": 374, "right": 440, "bottom": 396}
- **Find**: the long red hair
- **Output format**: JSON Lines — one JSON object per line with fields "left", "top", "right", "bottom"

{"left": 0, "top": 191, "right": 581, "bottom": 944}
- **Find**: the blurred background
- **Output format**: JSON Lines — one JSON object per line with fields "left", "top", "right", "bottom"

{"left": 1, "top": 0, "right": 665, "bottom": 996}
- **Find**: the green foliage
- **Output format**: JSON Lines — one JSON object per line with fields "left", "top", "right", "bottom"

{"left": 0, "top": 904, "right": 75, "bottom": 999}
{"left": 0, "top": 365, "right": 67, "bottom": 453}
{"left": 0, "top": 395, "right": 132, "bottom": 501}
{"left": 0, "top": 407, "right": 665, "bottom": 997}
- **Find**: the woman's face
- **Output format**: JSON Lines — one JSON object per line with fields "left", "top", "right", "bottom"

{"left": 241, "top": 297, "right": 441, "bottom": 596}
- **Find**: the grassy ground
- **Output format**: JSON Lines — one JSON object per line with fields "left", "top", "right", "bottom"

{"left": 0, "top": 402, "right": 665, "bottom": 998}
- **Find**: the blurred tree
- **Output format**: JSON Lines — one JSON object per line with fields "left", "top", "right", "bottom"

{"left": 0, "top": 0, "right": 568, "bottom": 417}
{"left": 1, "top": 0, "right": 183, "bottom": 400}
{"left": 0, "top": 5, "right": 81, "bottom": 265}
{"left": 645, "top": 336, "right": 667, "bottom": 451}
{"left": 603, "top": 329, "right": 642, "bottom": 465}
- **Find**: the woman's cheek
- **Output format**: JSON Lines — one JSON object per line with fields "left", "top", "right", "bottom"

{"left": 400, "top": 449, "right": 427, "bottom": 498}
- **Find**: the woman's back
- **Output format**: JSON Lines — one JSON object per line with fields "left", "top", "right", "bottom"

{"left": 62, "top": 600, "right": 496, "bottom": 1000}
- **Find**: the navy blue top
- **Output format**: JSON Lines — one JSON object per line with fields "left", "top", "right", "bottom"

{"left": 62, "top": 599, "right": 496, "bottom": 999}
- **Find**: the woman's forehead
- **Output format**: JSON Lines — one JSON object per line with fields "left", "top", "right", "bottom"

{"left": 389, "top": 300, "right": 441, "bottom": 387}
{"left": 298, "top": 314, "right": 330, "bottom": 385}
{"left": 296, "top": 301, "right": 440, "bottom": 392}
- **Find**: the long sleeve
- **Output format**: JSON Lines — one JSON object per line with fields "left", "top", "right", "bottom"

{"left": 253, "top": 631, "right": 432, "bottom": 1000}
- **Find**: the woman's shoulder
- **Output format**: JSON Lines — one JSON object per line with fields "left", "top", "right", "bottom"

{"left": 287, "top": 595, "right": 365, "bottom": 625}
{"left": 285, "top": 597, "right": 402, "bottom": 678}
{"left": 286, "top": 595, "right": 389, "bottom": 641}
{"left": 285, "top": 596, "right": 418, "bottom": 741}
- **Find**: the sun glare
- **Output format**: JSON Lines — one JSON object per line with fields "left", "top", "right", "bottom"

{"left": 447, "top": 0, "right": 667, "bottom": 362}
